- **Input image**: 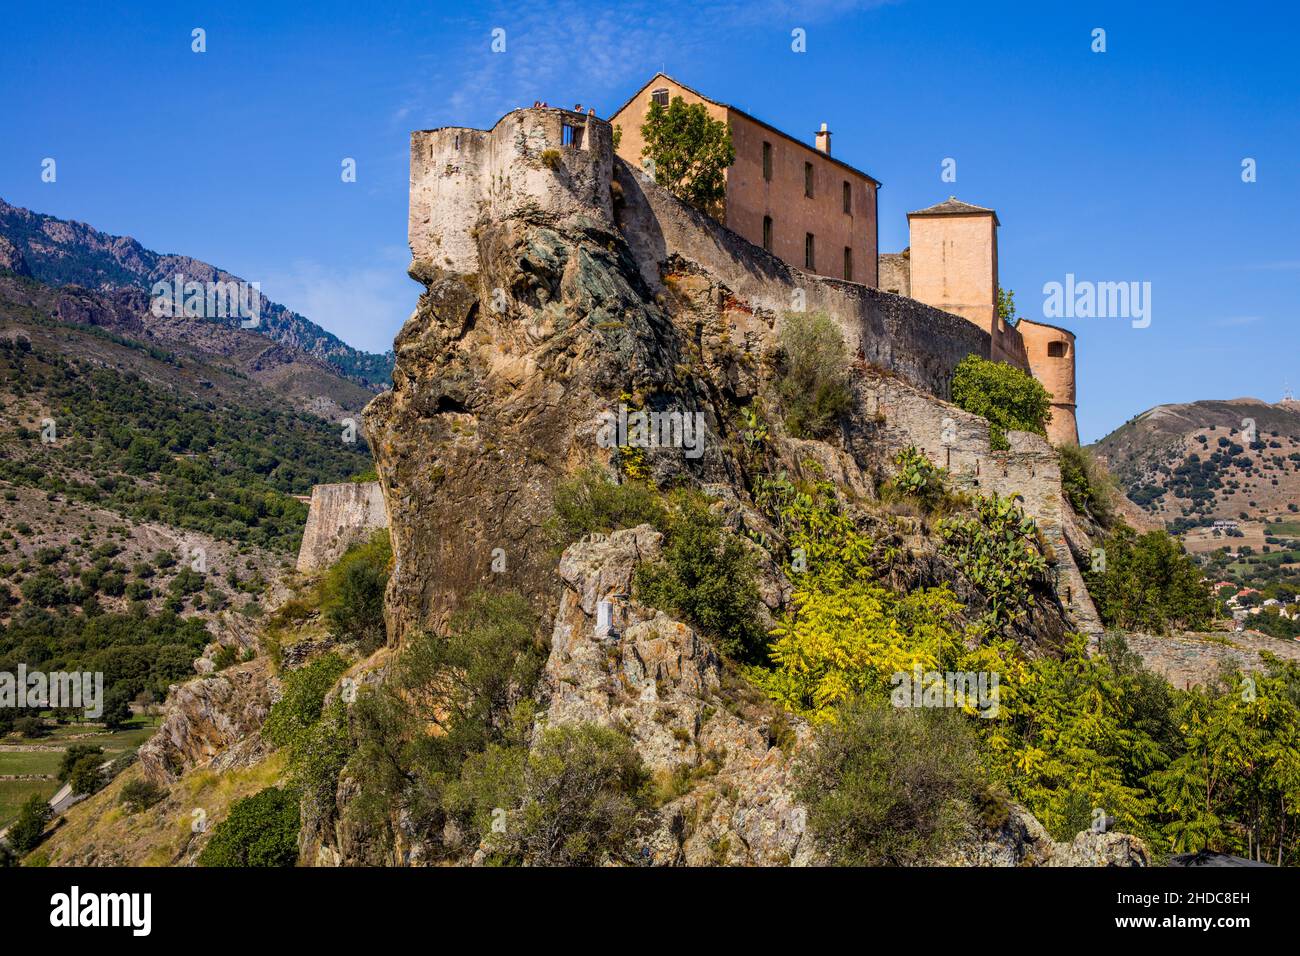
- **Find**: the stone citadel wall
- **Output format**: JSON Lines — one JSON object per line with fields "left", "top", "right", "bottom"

{"left": 400, "top": 105, "right": 1097, "bottom": 633}
{"left": 296, "top": 481, "right": 388, "bottom": 573}
{"left": 411, "top": 107, "right": 993, "bottom": 401}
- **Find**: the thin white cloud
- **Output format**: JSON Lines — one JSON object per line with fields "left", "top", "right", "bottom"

{"left": 391, "top": 0, "right": 899, "bottom": 131}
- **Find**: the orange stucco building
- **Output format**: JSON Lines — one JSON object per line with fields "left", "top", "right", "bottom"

{"left": 610, "top": 73, "right": 879, "bottom": 286}
{"left": 608, "top": 75, "right": 1077, "bottom": 446}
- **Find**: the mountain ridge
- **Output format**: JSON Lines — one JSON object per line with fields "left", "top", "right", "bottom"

{"left": 0, "top": 198, "right": 394, "bottom": 388}
{"left": 0, "top": 269, "right": 374, "bottom": 420}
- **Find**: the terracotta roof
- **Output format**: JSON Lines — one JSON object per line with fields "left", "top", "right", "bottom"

{"left": 908, "top": 196, "right": 1000, "bottom": 225}
{"left": 609, "top": 73, "right": 882, "bottom": 187}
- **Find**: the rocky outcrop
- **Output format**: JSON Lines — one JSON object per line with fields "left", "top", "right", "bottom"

{"left": 366, "top": 106, "right": 1096, "bottom": 645}
{"left": 0, "top": 235, "right": 30, "bottom": 276}
{"left": 541, "top": 526, "right": 817, "bottom": 865}
{"left": 366, "top": 113, "right": 735, "bottom": 639}
{"left": 540, "top": 527, "right": 1146, "bottom": 867}
{"left": 296, "top": 481, "right": 388, "bottom": 573}
{"left": 342, "top": 105, "right": 1141, "bottom": 868}
{"left": 944, "top": 803, "right": 1149, "bottom": 867}
{"left": 137, "top": 658, "right": 277, "bottom": 785}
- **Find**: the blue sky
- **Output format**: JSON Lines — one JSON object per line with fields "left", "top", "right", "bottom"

{"left": 1, "top": 0, "right": 1296, "bottom": 442}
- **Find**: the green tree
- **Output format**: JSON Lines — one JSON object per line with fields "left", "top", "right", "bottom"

{"left": 395, "top": 590, "right": 544, "bottom": 762}
{"left": 760, "top": 584, "right": 967, "bottom": 720}
{"left": 14, "top": 716, "right": 46, "bottom": 739}
{"left": 1085, "top": 525, "right": 1214, "bottom": 633}
{"left": 950, "top": 353, "right": 1051, "bottom": 450}
{"left": 119, "top": 778, "right": 167, "bottom": 814}
{"left": 634, "top": 493, "right": 765, "bottom": 662}
{"left": 938, "top": 493, "right": 1049, "bottom": 631}
{"left": 996, "top": 286, "right": 1018, "bottom": 324}
{"left": 7, "top": 794, "right": 52, "bottom": 854}
{"left": 341, "top": 589, "right": 544, "bottom": 858}
{"left": 261, "top": 653, "right": 351, "bottom": 749}
{"left": 968, "top": 634, "right": 1160, "bottom": 842}
{"left": 67, "top": 754, "right": 106, "bottom": 796}
{"left": 512, "top": 723, "right": 649, "bottom": 866}
{"left": 1148, "top": 664, "right": 1300, "bottom": 862}
{"left": 100, "top": 686, "right": 132, "bottom": 729}
{"left": 776, "top": 311, "right": 853, "bottom": 439}
{"left": 320, "top": 531, "right": 390, "bottom": 653}
{"left": 20, "top": 570, "right": 68, "bottom": 607}
{"left": 796, "top": 697, "right": 985, "bottom": 865}
{"left": 640, "top": 95, "right": 735, "bottom": 218}
{"left": 58, "top": 745, "right": 104, "bottom": 784}
{"left": 547, "top": 468, "right": 666, "bottom": 546}
{"left": 197, "top": 786, "right": 300, "bottom": 867}
{"left": 1058, "top": 442, "right": 1117, "bottom": 528}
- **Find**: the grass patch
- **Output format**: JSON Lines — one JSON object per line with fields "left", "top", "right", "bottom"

{"left": 0, "top": 779, "right": 59, "bottom": 829}
{"left": 0, "top": 750, "right": 64, "bottom": 776}
{"left": 546, "top": 468, "right": 666, "bottom": 547}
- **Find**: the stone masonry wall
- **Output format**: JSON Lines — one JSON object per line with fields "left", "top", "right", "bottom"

{"left": 1124, "top": 631, "right": 1300, "bottom": 690}
{"left": 614, "top": 161, "right": 989, "bottom": 401}
{"left": 877, "top": 250, "right": 910, "bottom": 296}
{"left": 410, "top": 108, "right": 614, "bottom": 274}
{"left": 863, "top": 369, "right": 1103, "bottom": 636}
{"left": 296, "top": 481, "right": 388, "bottom": 573}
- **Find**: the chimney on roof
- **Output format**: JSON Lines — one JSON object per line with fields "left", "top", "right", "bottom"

{"left": 815, "top": 122, "right": 831, "bottom": 155}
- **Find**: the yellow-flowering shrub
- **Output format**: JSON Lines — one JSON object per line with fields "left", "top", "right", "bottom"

{"left": 757, "top": 583, "right": 968, "bottom": 721}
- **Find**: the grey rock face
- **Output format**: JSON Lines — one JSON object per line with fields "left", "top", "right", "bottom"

{"left": 540, "top": 526, "right": 818, "bottom": 865}
{"left": 941, "top": 803, "right": 1149, "bottom": 867}
{"left": 137, "top": 658, "right": 277, "bottom": 785}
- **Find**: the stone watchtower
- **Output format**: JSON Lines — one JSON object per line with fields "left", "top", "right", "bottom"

{"left": 907, "top": 197, "right": 1000, "bottom": 332}
{"left": 897, "top": 196, "right": 1079, "bottom": 445}
{"left": 1016, "top": 320, "right": 1079, "bottom": 445}
{"left": 409, "top": 107, "right": 614, "bottom": 275}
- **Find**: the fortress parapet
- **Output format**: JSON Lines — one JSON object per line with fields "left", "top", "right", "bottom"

{"left": 410, "top": 108, "right": 613, "bottom": 274}
{"left": 296, "top": 481, "right": 388, "bottom": 574}
{"left": 1018, "top": 320, "right": 1079, "bottom": 445}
